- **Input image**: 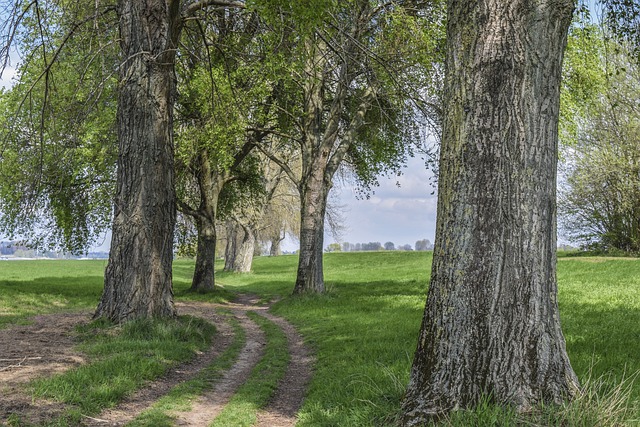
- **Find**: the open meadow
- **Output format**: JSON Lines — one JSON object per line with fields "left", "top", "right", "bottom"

{"left": 0, "top": 252, "right": 639, "bottom": 426}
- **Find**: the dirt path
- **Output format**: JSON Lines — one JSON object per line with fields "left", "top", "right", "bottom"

{"left": 0, "top": 296, "right": 314, "bottom": 427}
{"left": 172, "top": 307, "right": 265, "bottom": 426}
{"left": 0, "top": 312, "right": 90, "bottom": 424}
{"left": 253, "top": 311, "right": 314, "bottom": 427}
{"left": 84, "top": 302, "right": 236, "bottom": 426}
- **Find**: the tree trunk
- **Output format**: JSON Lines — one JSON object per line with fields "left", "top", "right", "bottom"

{"left": 270, "top": 234, "right": 284, "bottom": 256}
{"left": 224, "top": 221, "right": 239, "bottom": 271}
{"left": 402, "top": 0, "right": 579, "bottom": 422}
{"left": 293, "top": 167, "right": 330, "bottom": 294}
{"left": 223, "top": 220, "right": 255, "bottom": 272}
{"left": 233, "top": 224, "right": 255, "bottom": 272}
{"left": 187, "top": 151, "right": 223, "bottom": 292}
{"left": 191, "top": 214, "right": 216, "bottom": 292}
{"left": 95, "top": 0, "right": 180, "bottom": 322}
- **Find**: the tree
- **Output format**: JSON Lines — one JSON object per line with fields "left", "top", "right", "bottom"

{"left": 559, "top": 26, "right": 640, "bottom": 252}
{"left": 2, "top": 0, "right": 245, "bottom": 322}
{"left": 174, "top": 14, "right": 263, "bottom": 289}
{"left": 325, "top": 242, "right": 341, "bottom": 252}
{"left": 384, "top": 241, "right": 395, "bottom": 251}
{"left": 401, "top": 0, "right": 580, "bottom": 422}
{"left": 0, "top": 2, "right": 118, "bottom": 254}
{"left": 255, "top": 0, "right": 444, "bottom": 294}
{"left": 221, "top": 166, "right": 283, "bottom": 272}
{"left": 414, "top": 239, "right": 432, "bottom": 251}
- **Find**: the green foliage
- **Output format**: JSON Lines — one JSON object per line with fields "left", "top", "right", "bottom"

{"left": 0, "top": 1, "right": 118, "bottom": 253}
{"left": 559, "top": 26, "right": 640, "bottom": 253}
{"left": 250, "top": 0, "right": 445, "bottom": 192}
{"left": 601, "top": 0, "right": 640, "bottom": 58}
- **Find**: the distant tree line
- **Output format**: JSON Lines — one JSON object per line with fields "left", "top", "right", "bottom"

{"left": 327, "top": 239, "right": 434, "bottom": 252}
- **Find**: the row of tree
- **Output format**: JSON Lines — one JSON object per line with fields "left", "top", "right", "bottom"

{"left": 1, "top": 0, "right": 639, "bottom": 423}
{"left": 327, "top": 239, "right": 434, "bottom": 252}
{"left": 0, "top": 0, "right": 443, "bottom": 308}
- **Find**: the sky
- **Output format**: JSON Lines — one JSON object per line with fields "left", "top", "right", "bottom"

{"left": 327, "top": 157, "right": 437, "bottom": 250}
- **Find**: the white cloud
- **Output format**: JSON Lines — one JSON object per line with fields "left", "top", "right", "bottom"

{"left": 331, "top": 157, "right": 438, "bottom": 247}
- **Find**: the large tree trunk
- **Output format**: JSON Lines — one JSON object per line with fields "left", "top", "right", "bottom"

{"left": 95, "top": 0, "right": 180, "bottom": 322}
{"left": 402, "top": 0, "right": 579, "bottom": 422}
{"left": 293, "top": 167, "right": 330, "bottom": 294}
{"left": 191, "top": 214, "right": 216, "bottom": 292}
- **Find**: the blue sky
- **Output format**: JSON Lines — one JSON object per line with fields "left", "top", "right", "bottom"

{"left": 329, "top": 157, "right": 437, "bottom": 250}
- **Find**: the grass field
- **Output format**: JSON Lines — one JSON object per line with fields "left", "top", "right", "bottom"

{"left": 1, "top": 252, "right": 639, "bottom": 425}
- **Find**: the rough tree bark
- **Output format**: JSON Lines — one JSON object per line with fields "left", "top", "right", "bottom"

{"left": 401, "top": 0, "right": 580, "bottom": 422}
{"left": 224, "top": 219, "right": 256, "bottom": 272}
{"left": 95, "top": 0, "right": 180, "bottom": 322}
{"left": 224, "top": 220, "right": 238, "bottom": 271}
{"left": 95, "top": 0, "right": 244, "bottom": 319}
{"left": 293, "top": 168, "right": 331, "bottom": 294}
{"left": 188, "top": 152, "right": 222, "bottom": 292}
{"left": 233, "top": 221, "right": 256, "bottom": 272}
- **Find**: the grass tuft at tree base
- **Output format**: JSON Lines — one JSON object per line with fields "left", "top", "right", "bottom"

{"left": 29, "top": 315, "right": 216, "bottom": 419}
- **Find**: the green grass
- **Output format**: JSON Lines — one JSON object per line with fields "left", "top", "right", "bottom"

{"left": 216, "top": 252, "right": 640, "bottom": 426}
{"left": 1, "top": 252, "right": 639, "bottom": 426}
{"left": 209, "top": 311, "right": 290, "bottom": 427}
{"left": 217, "top": 252, "right": 429, "bottom": 426}
{"left": 0, "top": 260, "right": 106, "bottom": 328}
{"left": 127, "top": 313, "right": 246, "bottom": 427}
{"left": 28, "top": 316, "right": 216, "bottom": 425}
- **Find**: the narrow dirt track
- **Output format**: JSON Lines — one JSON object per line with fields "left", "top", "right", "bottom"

{"left": 253, "top": 311, "right": 314, "bottom": 427}
{"left": 0, "top": 295, "right": 314, "bottom": 427}
{"left": 84, "top": 302, "right": 236, "bottom": 426}
{"left": 173, "top": 309, "right": 264, "bottom": 425}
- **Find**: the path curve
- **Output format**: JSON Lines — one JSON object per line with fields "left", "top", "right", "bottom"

{"left": 86, "top": 302, "right": 236, "bottom": 426}
{"left": 0, "top": 295, "right": 315, "bottom": 427}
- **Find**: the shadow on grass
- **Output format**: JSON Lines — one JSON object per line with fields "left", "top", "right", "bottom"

{"left": 0, "top": 276, "right": 103, "bottom": 328}
{"left": 562, "top": 302, "right": 640, "bottom": 399}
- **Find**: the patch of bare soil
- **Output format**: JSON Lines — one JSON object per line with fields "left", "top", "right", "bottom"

{"left": 0, "top": 312, "right": 90, "bottom": 425}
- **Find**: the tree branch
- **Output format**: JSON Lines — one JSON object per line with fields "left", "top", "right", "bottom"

{"left": 254, "top": 143, "right": 300, "bottom": 187}
{"left": 183, "top": 0, "right": 245, "bottom": 18}
{"left": 177, "top": 199, "right": 202, "bottom": 220}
